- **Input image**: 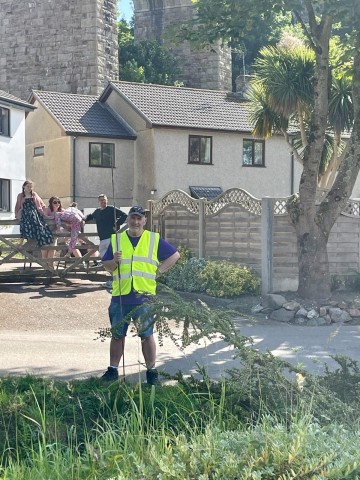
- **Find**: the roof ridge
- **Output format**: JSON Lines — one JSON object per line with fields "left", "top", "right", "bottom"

{"left": 33, "top": 89, "right": 98, "bottom": 99}
{"left": 110, "top": 80, "right": 228, "bottom": 94}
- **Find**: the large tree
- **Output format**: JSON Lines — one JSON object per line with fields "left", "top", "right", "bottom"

{"left": 182, "top": 0, "right": 360, "bottom": 299}
{"left": 118, "top": 19, "right": 180, "bottom": 85}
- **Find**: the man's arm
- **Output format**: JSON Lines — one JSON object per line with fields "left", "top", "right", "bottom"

{"left": 84, "top": 211, "right": 94, "bottom": 222}
{"left": 103, "top": 258, "right": 118, "bottom": 274}
{"left": 157, "top": 251, "right": 180, "bottom": 274}
{"left": 102, "top": 244, "right": 121, "bottom": 273}
{"left": 115, "top": 208, "right": 128, "bottom": 228}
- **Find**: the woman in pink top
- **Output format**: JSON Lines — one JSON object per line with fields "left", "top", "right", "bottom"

{"left": 14, "top": 180, "right": 53, "bottom": 248}
{"left": 44, "top": 197, "right": 82, "bottom": 258}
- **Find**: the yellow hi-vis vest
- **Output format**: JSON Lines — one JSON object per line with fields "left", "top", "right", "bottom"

{"left": 111, "top": 230, "right": 160, "bottom": 296}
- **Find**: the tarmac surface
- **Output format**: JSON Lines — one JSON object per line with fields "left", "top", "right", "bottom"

{"left": 1, "top": 277, "right": 360, "bottom": 382}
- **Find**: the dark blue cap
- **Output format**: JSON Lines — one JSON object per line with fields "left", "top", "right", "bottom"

{"left": 128, "top": 205, "right": 146, "bottom": 217}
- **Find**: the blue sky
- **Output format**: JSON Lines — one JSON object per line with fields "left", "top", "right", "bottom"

{"left": 118, "top": 0, "right": 133, "bottom": 22}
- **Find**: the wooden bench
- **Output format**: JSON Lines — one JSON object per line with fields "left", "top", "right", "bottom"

{"left": 0, "top": 218, "right": 120, "bottom": 280}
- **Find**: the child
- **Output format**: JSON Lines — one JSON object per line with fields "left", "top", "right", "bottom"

{"left": 54, "top": 202, "right": 85, "bottom": 255}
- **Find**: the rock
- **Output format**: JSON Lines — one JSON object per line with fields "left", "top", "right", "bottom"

{"left": 328, "top": 307, "right": 351, "bottom": 323}
{"left": 261, "top": 308, "right": 273, "bottom": 314}
{"left": 294, "top": 316, "right": 307, "bottom": 325}
{"left": 307, "top": 309, "right": 319, "bottom": 319}
{"left": 307, "top": 318, "right": 318, "bottom": 326}
{"left": 319, "top": 306, "right": 327, "bottom": 316}
{"left": 251, "top": 304, "right": 264, "bottom": 314}
{"left": 261, "top": 294, "right": 287, "bottom": 310}
{"left": 283, "top": 301, "right": 300, "bottom": 311}
{"left": 348, "top": 308, "right": 360, "bottom": 317}
{"left": 317, "top": 316, "right": 328, "bottom": 326}
{"left": 269, "top": 308, "right": 296, "bottom": 322}
{"left": 295, "top": 307, "right": 308, "bottom": 318}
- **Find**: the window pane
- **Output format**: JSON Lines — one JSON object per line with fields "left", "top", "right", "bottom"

{"left": 243, "top": 140, "right": 253, "bottom": 165}
{"left": 200, "top": 137, "right": 211, "bottom": 164}
{"left": 254, "top": 142, "right": 264, "bottom": 165}
{"left": 0, "top": 108, "right": 10, "bottom": 136}
{"left": 34, "top": 146, "right": 44, "bottom": 156}
{"left": 90, "top": 144, "right": 101, "bottom": 166}
{"left": 0, "top": 179, "right": 10, "bottom": 212}
{"left": 189, "top": 137, "right": 200, "bottom": 162}
{"left": 102, "top": 143, "right": 114, "bottom": 167}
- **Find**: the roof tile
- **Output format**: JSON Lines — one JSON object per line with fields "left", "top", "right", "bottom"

{"left": 32, "top": 90, "right": 135, "bottom": 138}
{"left": 109, "top": 81, "right": 253, "bottom": 132}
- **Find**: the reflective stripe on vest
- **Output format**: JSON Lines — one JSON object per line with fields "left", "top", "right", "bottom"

{"left": 111, "top": 230, "right": 160, "bottom": 296}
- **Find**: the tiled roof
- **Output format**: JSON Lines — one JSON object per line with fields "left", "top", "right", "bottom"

{"left": 0, "top": 90, "right": 35, "bottom": 110}
{"left": 31, "top": 90, "right": 136, "bottom": 139}
{"left": 106, "top": 81, "right": 253, "bottom": 132}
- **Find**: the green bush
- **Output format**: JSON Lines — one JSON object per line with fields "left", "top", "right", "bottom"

{"left": 176, "top": 244, "right": 192, "bottom": 265}
{"left": 199, "top": 260, "right": 260, "bottom": 297}
{"left": 160, "top": 252, "right": 260, "bottom": 297}
{"left": 160, "top": 257, "right": 207, "bottom": 292}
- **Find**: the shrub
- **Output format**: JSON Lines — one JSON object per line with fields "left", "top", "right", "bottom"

{"left": 160, "top": 254, "right": 260, "bottom": 297}
{"left": 199, "top": 260, "right": 260, "bottom": 297}
{"left": 176, "top": 244, "right": 192, "bottom": 265}
{"left": 160, "top": 257, "right": 207, "bottom": 292}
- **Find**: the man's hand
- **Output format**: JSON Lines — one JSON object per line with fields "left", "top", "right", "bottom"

{"left": 114, "top": 251, "right": 122, "bottom": 263}
{"left": 103, "top": 251, "right": 122, "bottom": 273}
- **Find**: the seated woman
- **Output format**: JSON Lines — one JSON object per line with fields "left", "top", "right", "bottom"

{"left": 44, "top": 197, "right": 82, "bottom": 262}
{"left": 15, "top": 180, "right": 54, "bottom": 255}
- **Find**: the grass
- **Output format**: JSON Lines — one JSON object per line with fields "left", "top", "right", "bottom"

{"left": 2, "top": 289, "right": 360, "bottom": 478}
{"left": 1, "top": 356, "right": 360, "bottom": 479}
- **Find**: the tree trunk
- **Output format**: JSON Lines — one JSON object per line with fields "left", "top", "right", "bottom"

{"left": 296, "top": 223, "right": 330, "bottom": 299}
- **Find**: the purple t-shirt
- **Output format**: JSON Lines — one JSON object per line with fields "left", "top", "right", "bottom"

{"left": 103, "top": 231, "right": 177, "bottom": 304}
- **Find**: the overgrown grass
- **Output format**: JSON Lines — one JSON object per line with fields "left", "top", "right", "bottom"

{"left": 2, "top": 288, "right": 360, "bottom": 478}
{"left": 1, "top": 376, "right": 360, "bottom": 479}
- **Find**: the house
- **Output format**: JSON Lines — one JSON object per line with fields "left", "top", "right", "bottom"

{"left": 0, "top": 90, "right": 35, "bottom": 218}
{"left": 26, "top": 81, "right": 303, "bottom": 208}
{"left": 26, "top": 90, "right": 136, "bottom": 209}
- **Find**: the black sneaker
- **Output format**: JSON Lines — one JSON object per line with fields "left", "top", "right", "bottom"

{"left": 101, "top": 367, "right": 118, "bottom": 381}
{"left": 146, "top": 369, "right": 159, "bottom": 385}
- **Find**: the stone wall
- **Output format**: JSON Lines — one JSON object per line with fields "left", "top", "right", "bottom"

{"left": 0, "top": 0, "right": 118, "bottom": 100}
{"left": 133, "top": 0, "right": 232, "bottom": 91}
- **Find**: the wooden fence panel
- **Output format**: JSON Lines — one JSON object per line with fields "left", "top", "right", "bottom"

{"left": 328, "top": 215, "right": 360, "bottom": 275}
{"left": 152, "top": 206, "right": 199, "bottom": 256}
{"left": 272, "top": 214, "right": 298, "bottom": 291}
{"left": 206, "top": 206, "right": 261, "bottom": 269}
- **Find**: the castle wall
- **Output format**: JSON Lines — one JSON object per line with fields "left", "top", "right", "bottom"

{"left": 133, "top": 0, "right": 232, "bottom": 91}
{"left": 0, "top": 0, "right": 118, "bottom": 100}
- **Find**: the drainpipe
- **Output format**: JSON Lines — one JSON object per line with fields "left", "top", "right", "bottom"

{"left": 72, "top": 136, "right": 76, "bottom": 201}
{"left": 290, "top": 137, "right": 294, "bottom": 195}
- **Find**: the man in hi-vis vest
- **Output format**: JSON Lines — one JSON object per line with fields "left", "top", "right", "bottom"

{"left": 101, "top": 205, "right": 180, "bottom": 384}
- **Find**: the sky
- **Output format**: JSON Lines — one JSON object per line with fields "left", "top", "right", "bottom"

{"left": 118, "top": 0, "right": 133, "bottom": 22}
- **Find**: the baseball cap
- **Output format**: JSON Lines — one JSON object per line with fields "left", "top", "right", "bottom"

{"left": 128, "top": 205, "right": 146, "bottom": 217}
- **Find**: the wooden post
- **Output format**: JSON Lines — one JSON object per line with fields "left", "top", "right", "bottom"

{"left": 261, "top": 197, "right": 274, "bottom": 294}
{"left": 198, "top": 198, "right": 206, "bottom": 258}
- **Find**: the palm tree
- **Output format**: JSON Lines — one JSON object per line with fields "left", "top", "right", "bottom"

{"left": 247, "top": 45, "right": 353, "bottom": 189}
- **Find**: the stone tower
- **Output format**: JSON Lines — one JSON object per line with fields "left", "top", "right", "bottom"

{"left": 0, "top": 0, "right": 118, "bottom": 100}
{"left": 133, "top": 0, "right": 232, "bottom": 91}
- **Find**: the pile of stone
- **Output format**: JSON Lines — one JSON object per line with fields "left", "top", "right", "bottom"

{"left": 251, "top": 293, "right": 360, "bottom": 326}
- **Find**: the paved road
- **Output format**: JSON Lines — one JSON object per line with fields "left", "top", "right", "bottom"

{"left": 1, "top": 279, "right": 360, "bottom": 381}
